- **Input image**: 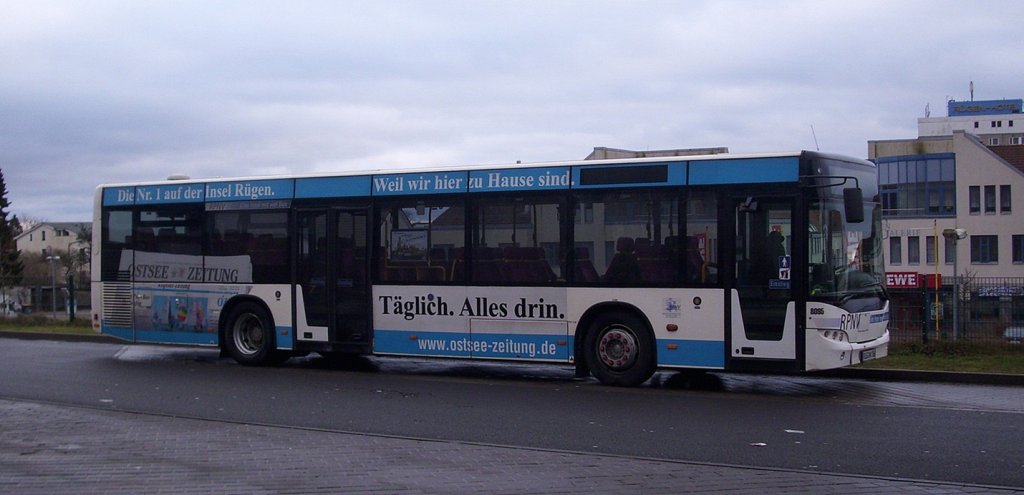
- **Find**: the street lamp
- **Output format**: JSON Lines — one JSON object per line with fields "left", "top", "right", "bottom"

{"left": 46, "top": 255, "right": 61, "bottom": 318}
{"left": 942, "top": 228, "right": 968, "bottom": 340}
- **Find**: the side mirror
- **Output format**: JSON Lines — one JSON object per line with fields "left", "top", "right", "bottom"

{"left": 843, "top": 188, "right": 864, "bottom": 223}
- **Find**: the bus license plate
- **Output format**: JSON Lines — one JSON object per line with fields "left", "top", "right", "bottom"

{"left": 861, "top": 349, "right": 877, "bottom": 362}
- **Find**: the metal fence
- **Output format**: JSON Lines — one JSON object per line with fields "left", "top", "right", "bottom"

{"left": 888, "top": 277, "right": 1024, "bottom": 345}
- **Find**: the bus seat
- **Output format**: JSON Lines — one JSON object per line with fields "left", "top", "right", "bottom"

{"left": 473, "top": 247, "right": 502, "bottom": 283}
{"left": 449, "top": 247, "right": 465, "bottom": 282}
{"left": 416, "top": 265, "right": 446, "bottom": 282}
{"left": 574, "top": 247, "right": 599, "bottom": 283}
{"left": 604, "top": 237, "right": 641, "bottom": 283}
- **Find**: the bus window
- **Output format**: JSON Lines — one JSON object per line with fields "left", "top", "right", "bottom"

{"left": 684, "top": 190, "right": 719, "bottom": 285}
{"left": 208, "top": 210, "right": 289, "bottom": 283}
{"left": 470, "top": 196, "right": 566, "bottom": 284}
{"left": 132, "top": 205, "right": 204, "bottom": 282}
{"left": 377, "top": 200, "right": 465, "bottom": 283}
{"left": 574, "top": 190, "right": 679, "bottom": 285}
{"left": 101, "top": 208, "right": 133, "bottom": 281}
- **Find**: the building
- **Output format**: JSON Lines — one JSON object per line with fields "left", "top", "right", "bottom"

{"left": 868, "top": 98, "right": 1024, "bottom": 282}
{"left": 919, "top": 98, "right": 1023, "bottom": 146}
{"left": 14, "top": 222, "right": 91, "bottom": 256}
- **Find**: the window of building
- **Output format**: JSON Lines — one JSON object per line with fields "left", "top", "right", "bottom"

{"left": 575, "top": 202, "right": 594, "bottom": 224}
{"left": 1014, "top": 235, "right": 1024, "bottom": 264}
{"left": 974, "top": 122, "right": 979, "bottom": 129}
{"left": 41, "top": 231, "right": 46, "bottom": 241}
{"left": 926, "top": 235, "right": 936, "bottom": 265}
{"left": 907, "top": 236, "right": 920, "bottom": 264}
{"left": 989, "top": 137, "right": 1000, "bottom": 146}
{"left": 876, "top": 154, "right": 956, "bottom": 218}
{"left": 970, "top": 235, "right": 999, "bottom": 264}
{"left": 944, "top": 235, "right": 956, "bottom": 264}
{"left": 1012, "top": 137, "right": 1024, "bottom": 145}
{"left": 969, "top": 186, "right": 980, "bottom": 214}
{"left": 889, "top": 236, "right": 902, "bottom": 265}
{"left": 1000, "top": 185, "right": 1011, "bottom": 213}
{"left": 985, "top": 185, "right": 996, "bottom": 213}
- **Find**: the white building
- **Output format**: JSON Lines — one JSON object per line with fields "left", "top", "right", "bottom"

{"left": 14, "top": 222, "right": 91, "bottom": 256}
{"left": 918, "top": 98, "right": 1023, "bottom": 146}
{"left": 868, "top": 98, "right": 1024, "bottom": 282}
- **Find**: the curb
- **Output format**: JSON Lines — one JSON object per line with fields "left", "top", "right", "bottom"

{"left": 0, "top": 330, "right": 122, "bottom": 344}
{"left": 814, "top": 367, "right": 1024, "bottom": 386}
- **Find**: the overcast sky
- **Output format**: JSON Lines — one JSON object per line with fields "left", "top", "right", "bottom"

{"left": 2, "top": 1, "right": 1021, "bottom": 221}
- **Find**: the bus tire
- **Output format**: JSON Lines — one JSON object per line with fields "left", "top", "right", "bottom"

{"left": 224, "top": 302, "right": 287, "bottom": 366}
{"left": 584, "top": 311, "right": 656, "bottom": 387}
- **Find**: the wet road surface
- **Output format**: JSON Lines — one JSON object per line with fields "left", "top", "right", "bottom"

{"left": 2, "top": 337, "right": 1022, "bottom": 492}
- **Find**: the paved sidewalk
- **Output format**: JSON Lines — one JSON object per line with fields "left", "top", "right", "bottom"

{"left": 0, "top": 399, "right": 1017, "bottom": 494}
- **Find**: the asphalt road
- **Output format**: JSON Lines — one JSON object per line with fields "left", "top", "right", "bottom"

{"left": 2, "top": 337, "right": 1022, "bottom": 489}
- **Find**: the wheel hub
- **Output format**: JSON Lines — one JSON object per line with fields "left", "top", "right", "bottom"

{"left": 597, "top": 327, "right": 637, "bottom": 370}
{"left": 233, "top": 314, "right": 264, "bottom": 355}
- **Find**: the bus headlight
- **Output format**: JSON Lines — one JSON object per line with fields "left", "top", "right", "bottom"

{"left": 819, "top": 330, "right": 848, "bottom": 343}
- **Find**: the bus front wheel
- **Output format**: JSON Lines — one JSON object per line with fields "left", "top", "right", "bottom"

{"left": 224, "top": 302, "right": 287, "bottom": 366}
{"left": 584, "top": 312, "right": 656, "bottom": 387}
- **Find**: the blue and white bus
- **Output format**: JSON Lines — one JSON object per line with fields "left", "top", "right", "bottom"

{"left": 92, "top": 150, "right": 889, "bottom": 386}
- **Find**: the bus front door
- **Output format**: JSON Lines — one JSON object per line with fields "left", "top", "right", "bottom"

{"left": 730, "top": 197, "right": 797, "bottom": 365}
{"left": 296, "top": 208, "right": 371, "bottom": 353}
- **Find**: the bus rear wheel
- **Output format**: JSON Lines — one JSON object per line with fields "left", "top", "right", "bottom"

{"left": 224, "top": 302, "right": 287, "bottom": 366}
{"left": 584, "top": 312, "right": 656, "bottom": 387}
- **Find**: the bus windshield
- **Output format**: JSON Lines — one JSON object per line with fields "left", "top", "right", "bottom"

{"left": 808, "top": 193, "right": 886, "bottom": 312}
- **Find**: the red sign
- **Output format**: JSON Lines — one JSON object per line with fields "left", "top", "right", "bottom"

{"left": 885, "top": 272, "right": 920, "bottom": 289}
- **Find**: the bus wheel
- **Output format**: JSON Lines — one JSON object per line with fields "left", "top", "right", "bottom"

{"left": 225, "top": 302, "right": 286, "bottom": 366}
{"left": 584, "top": 312, "right": 656, "bottom": 387}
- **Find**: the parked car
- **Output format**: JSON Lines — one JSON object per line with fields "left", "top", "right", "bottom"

{"left": 1004, "top": 326, "right": 1024, "bottom": 344}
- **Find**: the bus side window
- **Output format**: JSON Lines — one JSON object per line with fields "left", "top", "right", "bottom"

{"left": 377, "top": 201, "right": 465, "bottom": 284}
{"left": 684, "top": 190, "right": 719, "bottom": 286}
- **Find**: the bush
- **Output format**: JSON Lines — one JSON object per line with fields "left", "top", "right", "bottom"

{"left": 0, "top": 314, "right": 91, "bottom": 328}
{"left": 890, "top": 340, "right": 1024, "bottom": 357}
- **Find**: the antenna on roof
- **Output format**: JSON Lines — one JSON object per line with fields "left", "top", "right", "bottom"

{"left": 810, "top": 125, "right": 820, "bottom": 151}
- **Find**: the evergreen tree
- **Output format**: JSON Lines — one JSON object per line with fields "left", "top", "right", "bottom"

{"left": 0, "top": 169, "right": 24, "bottom": 300}
{"left": 10, "top": 214, "right": 22, "bottom": 236}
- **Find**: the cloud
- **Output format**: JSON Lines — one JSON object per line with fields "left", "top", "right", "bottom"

{"left": 1, "top": 0, "right": 1023, "bottom": 220}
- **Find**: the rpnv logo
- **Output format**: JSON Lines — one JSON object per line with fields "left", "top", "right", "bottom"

{"left": 885, "top": 272, "right": 920, "bottom": 289}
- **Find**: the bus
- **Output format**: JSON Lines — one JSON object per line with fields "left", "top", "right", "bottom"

{"left": 92, "top": 150, "right": 889, "bottom": 386}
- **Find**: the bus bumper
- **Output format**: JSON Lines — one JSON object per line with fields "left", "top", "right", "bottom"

{"left": 805, "top": 329, "right": 890, "bottom": 371}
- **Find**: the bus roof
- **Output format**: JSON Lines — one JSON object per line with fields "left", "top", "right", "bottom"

{"left": 96, "top": 150, "right": 875, "bottom": 206}
{"left": 95, "top": 150, "right": 827, "bottom": 189}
